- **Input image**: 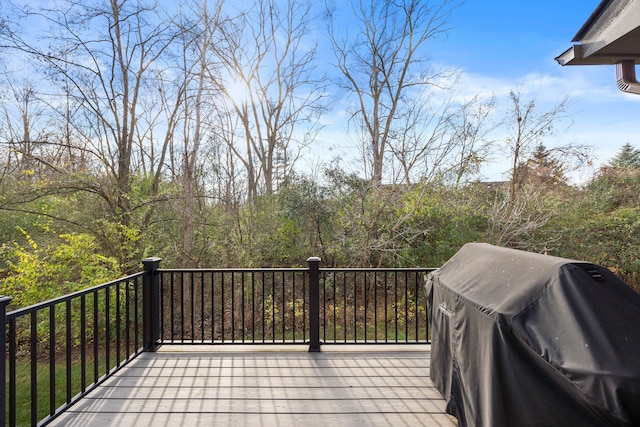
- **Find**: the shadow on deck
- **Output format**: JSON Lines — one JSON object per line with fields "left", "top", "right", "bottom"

{"left": 49, "top": 345, "right": 457, "bottom": 426}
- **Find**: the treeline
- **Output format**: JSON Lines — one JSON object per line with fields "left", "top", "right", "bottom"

{"left": 0, "top": 0, "right": 638, "bottom": 308}
{"left": 1, "top": 151, "right": 640, "bottom": 308}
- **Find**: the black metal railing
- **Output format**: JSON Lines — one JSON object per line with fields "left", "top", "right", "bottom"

{"left": 2, "top": 256, "right": 433, "bottom": 426}
{"left": 158, "top": 258, "right": 434, "bottom": 348}
{"left": 159, "top": 267, "right": 310, "bottom": 345}
{"left": 318, "top": 267, "right": 433, "bottom": 345}
{"left": 2, "top": 267, "right": 151, "bottom": 427}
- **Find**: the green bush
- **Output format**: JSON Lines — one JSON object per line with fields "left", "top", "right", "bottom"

{"left": 0, "top": 230, "right": 121, "bottom": 309}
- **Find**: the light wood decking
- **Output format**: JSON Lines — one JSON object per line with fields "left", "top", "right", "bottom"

{"left": 49, "top": 345, "right": 457, "bottom": 426}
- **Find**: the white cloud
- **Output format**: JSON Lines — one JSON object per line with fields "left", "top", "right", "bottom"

{"left": 440, "top": 64, "right": 640, "bottom": 183}
{"left": 308, "top": 55, "right": 640, "bottom": 184}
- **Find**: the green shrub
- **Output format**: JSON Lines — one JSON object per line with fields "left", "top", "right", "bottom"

{"left": 0, "top": 229, "right": 121, "bottom": 309}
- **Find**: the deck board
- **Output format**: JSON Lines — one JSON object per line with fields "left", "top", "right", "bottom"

{"left": 49, "top": 345, "right": 457, "bottom": 426}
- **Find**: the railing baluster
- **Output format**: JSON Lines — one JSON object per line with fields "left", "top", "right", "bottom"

{"left": 116, "top": 282, "right": 121, "bottom": 366}
{"left": 384, "top": 272, "right": 388, "bottom": 343}
{"left": 125, "top": 280, "right": 130, "bottom": 359}
{"left": 394, "top": 271, "right": 399, "bottom": 342}
{"left": 374, "top": 271, "right": 378, "bottom": 342}
{"left": 261, "top": 271, "right": 265, "bottom": 343}
{"left": 282, "top": 271, "right": 287, "bottom": 342}
{"left": 321, "top": 271, "right": 326, "bottom": 344}
{"left": 190, "top": 272, "right": 194, "bottom": 344}
{"left": 333, "top": 271, "right": 337, "bottom": 342}
{"left": 66, "top": 299, "right": 72, "bottom": 403}
{"left": 31, "top": 311, "right": 37, "bottom": 426}
{"left": 405, "top": 271, "right": 409, "bottom": 342}
{"left": 9, "top": 316, "right": 17, "bottom": 427}
{"left": 180, "top": 273, "right": 185, "bottom": 343}
{"left": 303, "top": 268, "right": 307, "bottom": 344}
{"left": 414, "top": 272, "right": 419, "bottom": 342}
{"left": 169, "top": 273, "right": 176, "bottom": 342}
{"left": 170, "top": 272, "right": 175, "bottom": 342}
{"left": 200, "top": 272, "right": 205, "bottom": 342}
{"left": 292, "top": 272, "right": 296, "bottom": 343}
{"left": 105, "top": 287, "right": 110, "bottom": 375}
{"left": 220, "top": 272, "right": 226, "bottom": 343}
{"left": 353, "top": 271, "right": 357, "bottom": 343}
{"left": 212, "top": 271, "right": 216, "bottom": 343}
{"left": 363, "top": 273, "right": 369, "bottom": 343}
{"left": 343, "top": 272, "right": 347, "bottom": 343}
{"left": 271, "top": 271, "right": 275, "bottom": 343}
{"left": 241, "top": 272, "right": 245, "bottom": 343}
{"left": 158, "top": 274, "right": 163, "bottom": 343}
{"left": 93, "top": 290, "right": 99, "bottom": 384}
{"left": 50, "top": 305, "right": 56, "bottom": 417}
{"left": 9, "top": 317, "right": 18, "bottom": 427}
{"left": 251, "top": 272, "right": 255, "bottom": 343}
{"left": 134, "top": 278, "right": 140, "bottom": 349}
{"left": 81, "top": 294, "right": 86, "bottom": 393}
{"left": 425, "top": 273, "right": 430, "bottom": 342}
{"left": 230, "top": 272, "right": 235, "bottom": 342}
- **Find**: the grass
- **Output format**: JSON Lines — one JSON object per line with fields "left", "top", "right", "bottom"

{"left": 7, "top": 345, "right": 135, "bottom": 427}
{"left": 9, "top": 355, "right": 78, "bottom": 426}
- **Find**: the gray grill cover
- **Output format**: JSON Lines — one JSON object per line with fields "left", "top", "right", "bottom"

{"left": 425, "top": 243, "right": 640, "bottom": 427}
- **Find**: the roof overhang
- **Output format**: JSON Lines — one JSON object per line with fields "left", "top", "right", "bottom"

{"left": 556, "top": 0, "right": 640, "bottom": 66}
{"left": 556, "top": 29, "right": 640, "bottom": 66}
{"left": 556, "top": 0, "right": 640, "bottom": 94}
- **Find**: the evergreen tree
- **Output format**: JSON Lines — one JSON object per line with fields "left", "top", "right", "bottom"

{"left": 529, "top": 144, "right": 565, "bottom": 182}
{"left": 610, "top": 143, "right": 640, "bottom": 169}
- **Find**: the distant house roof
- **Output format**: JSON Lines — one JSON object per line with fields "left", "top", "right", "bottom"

{"left": 556, "top": 0, "right": 640, "bottom": 94}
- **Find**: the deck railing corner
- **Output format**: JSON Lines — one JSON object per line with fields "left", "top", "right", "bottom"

{"left": 142, "top": 257, "right": 162, "bottom": 352}
{"left": 307, "top": 257, "right": 321, "bottom": 352}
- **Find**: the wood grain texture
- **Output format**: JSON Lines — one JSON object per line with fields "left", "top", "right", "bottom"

{"left": 49, "top": 345, "right": 457, "bottom": 426}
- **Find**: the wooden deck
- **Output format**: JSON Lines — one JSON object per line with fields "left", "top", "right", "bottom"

{"left": 49, "top": 345, "right": 457, "bottom": 426}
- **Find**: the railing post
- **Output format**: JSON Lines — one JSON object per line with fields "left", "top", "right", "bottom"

{"left": 0, "top": 295, "right": 12, "bottom": 426}
{"left": 142, "top": 257, "right": 162, "bottom": 352}
{"left": 307, "top": 257, "right": 321, "bottom": 352}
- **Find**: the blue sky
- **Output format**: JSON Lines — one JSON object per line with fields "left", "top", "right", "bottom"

{"left": 435, "top": 0, "right": 640, "bottom": 181}
{"left": 442, "top": 1, "right": 600, "bottom": 76}
{"left": 314, "top": 0, "right": 639, "bottom": 183}
{"left": 5, "top": 0, "right": 636, "bottom": 184}
{"left": 438, "top": 1, "right": 611, "bottom": 83}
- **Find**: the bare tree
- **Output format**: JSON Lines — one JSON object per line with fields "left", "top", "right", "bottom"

{"left": 0, "top": 1, "right": 196, "bottom": 269}
{"left": 386, "top": 92, "right": 495, "bottom": 186}
{"left": 387, "top": 90, "right": 455, "bottom": 185}
{"left": 1, "top": 1, "right": 180, "bottom": 225}
{"left": 447, "top": 96, "right": 496, "bottom": 187}
{"left": 327, "top": 0, "right": 459, "bottom": 186}
{"left": 487, "top": 183, "right": 551, "bottom": 250}
{"left": 213, "top": 0, "right": 325, "bottom": 200}
{"left": 503, "top": 89, "right": 580, "bottom": 200}
{"left": 174, "top": 0, "right": 225, "bottom": 266}
{"left": 490, "top": 89, "right": 590, "bottom": 250}
{"left": 0, "top": 73, "right": 49, "bottom": 179}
